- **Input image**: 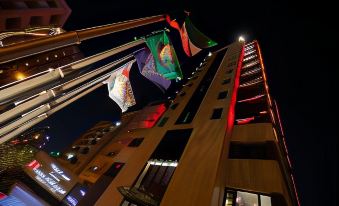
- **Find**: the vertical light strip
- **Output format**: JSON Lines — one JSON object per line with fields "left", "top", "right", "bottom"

{"left": 290, "top": 174, "right": 301, "bottom": 206}
{"left": 255, "top": 41, "right": 273, "bottom": 107}
{"left": 226, "top": 45, "right": 245, "bottom": 133}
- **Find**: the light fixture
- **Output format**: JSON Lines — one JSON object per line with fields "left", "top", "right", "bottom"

{"left": 238, "top": 36, "right": 245, "bottom": 42}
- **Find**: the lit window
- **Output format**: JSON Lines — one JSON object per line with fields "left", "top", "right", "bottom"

{"left": 224, "top": 189, "right": 273, "bottom": 206}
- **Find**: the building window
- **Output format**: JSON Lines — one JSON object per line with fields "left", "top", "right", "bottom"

{"left": 183, "top": 82, "right": 193, "bottom": 87}
{"left": 222, "top": 78, "right": 231, "bottom": 85}
{"left": 158, "top": 117, "right": 169, "bottom": 127}
{"left": 176, "top": 49, "right": 227, "bottom": 124}
{"left": 128, "top": 138, "right": 144, "bottom": 147}
{"left": 228, "top": 142, "right": 276, "bottom": 160}
{"left": 88, "top": 166, "right": 100, "bottom": 172}
{"left": 5, "top": 17, "right": 21, "bottom": 30}
{"left": 227, "top": 61, "right": 236, "bottom": 67}
{"left": 80, "top": 147, "right": 90, "bottom": 154}
{"left": 218, "top": 91, "right": 228, "bottom": 99}
{"left": 47, "top": 0, "right": 58, "bottom": 8}
{"left": 170, "top": 103, "right": 179, "bottom": 110}
{"left": 211, "top": 108, "right": 223, "bottom": 119}
{"left": 104, "top": 162, "right": 124, "bottom": 177}
{"left": 50, "top": 15, "right": 61, "bottom": 25}
{"left": 224, "top": 189, "right": 276, "bottom": 206}
{"left": 106, "top": 152, "right": 117, "bottom": 157}
{"left": 179, "top": 91, "right": 186, "bottom": 97}
{"left": 226, "top": 69, "right": 233, "bottom": 74}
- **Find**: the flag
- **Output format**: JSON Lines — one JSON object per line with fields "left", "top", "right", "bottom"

{"left": 133, "top": 47, "right": 171, "bottom": 92}
{"left": 166, "top": 15, "right": 217, "bottom": 56}
{"left": 145, "top": 31, "right": 183, "bottom": 80}
{"left": 104, "top": 61, "right": 136, "bottom": 112}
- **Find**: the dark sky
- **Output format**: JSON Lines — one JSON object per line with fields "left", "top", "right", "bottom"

{"left": 37, "top": 0, "right": 337, "bottom": 205}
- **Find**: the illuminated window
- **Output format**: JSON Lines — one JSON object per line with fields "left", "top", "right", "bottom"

{"left": 224, "top": 189, "right": 274, "bottom": 206}
{"left": 89, "top": 166, "right": 100, "bottom": 172}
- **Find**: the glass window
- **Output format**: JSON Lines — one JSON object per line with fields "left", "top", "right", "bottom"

{"left": 260, "top": 195, "right": 272, "bottom": 206}
{"left": 224, "top": 189, "right": 274, "bottom": 206}
{"left": 218, "top": 91, "right": 228, "bottom": 99}
{"left": 236, "top": 191, "right": 258, "bottom": 206}
{"left": 222, "top": 78, "right": 231, "bottom": 85}
{"left": 170, "top": 103, "right": 179, "bottom": 110}
{"left": 211, "top": 108, "right": 223, "bottom": 119}
{"left": 128, "top": 138, "right": 144, "bottom": 147}
{"left": 158, "top": 117, "right": 169, "bottom": 127}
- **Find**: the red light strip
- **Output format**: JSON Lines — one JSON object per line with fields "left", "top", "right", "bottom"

{"left": 237, "top": 94, "right": 265, "bottom": 103}
{"left": 226, "top": 44, "right": 245, "bottom": 133}
{"left": 291, "top": 174, "right": 301, "bottom": 206}
{"left": 236, "top": 117, "right": 255, "bottom": 125}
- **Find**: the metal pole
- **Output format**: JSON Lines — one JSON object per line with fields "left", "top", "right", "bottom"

{"left": 0, "top": 14, "right": 165, "bottom": 64}
{"left": 0, "top": 40, "right": 143, "bottom": 104}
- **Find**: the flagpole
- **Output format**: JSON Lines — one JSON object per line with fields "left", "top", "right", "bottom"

{"left": 0, "top": 14, "right": 165, "bottom": 64}
{"left": 0, "top": 55, "right": 134, "bottom": 125}
{"left": 0, "top": 40, "right": 143, "bottom": 104}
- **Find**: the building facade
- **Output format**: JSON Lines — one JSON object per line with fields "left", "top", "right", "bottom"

{"left": 49, "top": 40, "right": 298, "bottom": 206}
{"left": 0, "top": 0, "right": 71, "bottom": 31}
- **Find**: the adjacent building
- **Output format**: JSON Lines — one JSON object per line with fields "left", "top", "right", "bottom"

{"left": 72, "top": 41, "right": 299, "bottom": 206}
{"left": 0, "top": 0, "right": 71, "bottom": 31}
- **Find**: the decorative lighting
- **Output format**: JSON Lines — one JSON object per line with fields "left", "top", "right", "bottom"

{"left": 208, "top": 52, "right": 212, "bottom": 57}
{"left": 14, "top": 72, "right": 26, "bottom": 80}
{"left": 238, "top": 36, "right": 245, "bottom": 42}
{"left": 54, "top": 54, "right": 58, "bottom": 58}
{"left": 115, "top": 121, "right": 121, "bottom": 126}
{"left": 25, "top": 62, "right": 29, "bottom": 66}
{"left": 66, "top": 153, "right": 75, "bottom": 160}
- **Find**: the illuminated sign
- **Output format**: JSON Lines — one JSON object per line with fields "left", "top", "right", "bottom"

{"left": 23, "top": 151, "right": 78, "bottom": 201}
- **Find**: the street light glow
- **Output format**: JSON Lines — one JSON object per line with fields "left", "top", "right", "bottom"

{"left": 238, "top": 36, "right": 245, "bottom": 42}
{"left": 15, "top": 72, "right": 26, "bottom": 80}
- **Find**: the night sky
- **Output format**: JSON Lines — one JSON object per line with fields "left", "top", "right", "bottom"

{"left": 36, "top": 1, "right": 337, "bottom": 205}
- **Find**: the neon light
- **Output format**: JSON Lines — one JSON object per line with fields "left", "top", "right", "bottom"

{"left": 27, "top": 160, "right": 40, "bottom": 170}
{"left": 236, "top": 117, "right": 255, "bottom": 124}
{"left": 286, "top": 154, "right": 292, "bottom": 168}
{"left": 226, "top": 45, "right": 245, "bottom": 132}
{"left": 290, "top": 174, "right": 301, "bottom": 206}
{"left": 274, "top": 101, "right": 285, "bottom": 137}
{"left": 237, "top": 94, "right": 265, "bottom": 103}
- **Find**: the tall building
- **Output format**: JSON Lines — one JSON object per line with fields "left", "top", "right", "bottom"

{"left": 73, "top": 41, "right": 299, "bottom": 206}
{"left": 0, "top": 0, "right": 71, "bottom": 31}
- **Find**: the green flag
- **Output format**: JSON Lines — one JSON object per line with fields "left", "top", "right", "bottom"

{"left": 145, "top": 31, "right": 183, "bottom": 80}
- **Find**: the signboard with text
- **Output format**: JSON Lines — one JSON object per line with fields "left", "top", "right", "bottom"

{"left": 23, "top": 151, "right": 78, "bottom": 201}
